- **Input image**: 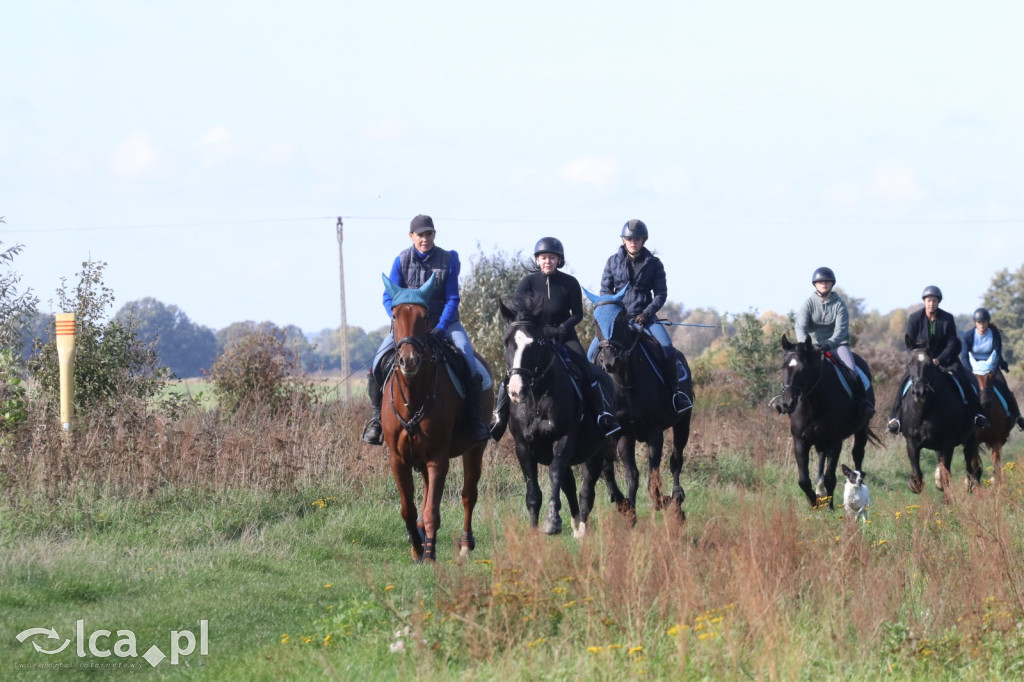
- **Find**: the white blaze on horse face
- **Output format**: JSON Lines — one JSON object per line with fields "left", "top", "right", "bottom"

{"left": 507, "top": 329, "right": 533, "bottom": 402}
{"left": 915, "top": 351, "right": 928, "bottom": 364}
{"left": 788, "top": 358, "right": 799, "bottom": 368}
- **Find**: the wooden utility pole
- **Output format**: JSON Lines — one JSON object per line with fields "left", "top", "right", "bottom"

{"left": 337, "top": 217, "right": 351, "bottom": 399}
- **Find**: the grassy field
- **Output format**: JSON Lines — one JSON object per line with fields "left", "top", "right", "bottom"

{"left": 3, "top": 396, "right": 1024, "bottom": 680}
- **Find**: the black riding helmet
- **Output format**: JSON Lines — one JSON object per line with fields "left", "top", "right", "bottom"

{"left": 621, "top": 219, "right": 648, "bottom": 240}
{"left": 811, "top": 267, "right": 836, "bottom": 284}
{"left": 534, "top": 237, "right": 565, "bottom": 268}
{"left": 921, "top": 285, "right": 943, "bottom": 301}
{"left": 973, "top": 307, "right": 991, "bottom": 323}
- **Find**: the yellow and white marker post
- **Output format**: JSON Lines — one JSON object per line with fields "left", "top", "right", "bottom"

{"left": 55, "top": 313, "right": 75, "bottom": 431}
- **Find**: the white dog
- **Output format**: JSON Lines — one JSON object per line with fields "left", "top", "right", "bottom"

{"left": 841, "top": 464, "right": 869, "bottom": 522}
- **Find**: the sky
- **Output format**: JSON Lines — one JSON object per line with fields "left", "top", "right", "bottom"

{"left": 3, "top": 2, "right": 1024, "bottom": 335}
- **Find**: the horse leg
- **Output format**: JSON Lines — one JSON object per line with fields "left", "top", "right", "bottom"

{"left": 391, "top": 462, "right": 423, "bottom": 562}
{"left": 935, "top": 447, "right": 953, "bottom": 502}
{"left": 601, "top": 437, "right": 626, "bottom": 507}
{"left": 793, "top": 439, "right": 816, "bottom": 508}
{"left": 851, "top": 426, "right": 868, "bottom": 474}
{"left": 822, "top": 444, "right": 841, "bottom": 511}
{"left": 618, "top": 436, "right": 640, "bottom": 524}
{"left": 420, "top": 459, "right": 450, "bottom": 562}
{"left": 577, "top": 445, "right": 607, "bottom": 539}
{"left": 906, "top": 439, "right": 924, "bottom": 494}
{"left": 543, "top": 437, "right": 574, "bottom": 535}
{"left": 814, "top": 445, "right": 828, "bottom": 499}
{"left": 963, "top": 435, "right": 982, "bottom": 492}
{"left": 646, "top": 430, "right": 666, "bottom": 511}
{"left": 992, "top": 443, "right": 1003, "bottom": 484}
{"left": 669, "top": 418, "right": 689, "bottom": 514}
{"left": 457, "top": 448, "right": 484, "bottom": 558}
{"left": 561, "top": 469, "right": 581, "bottom": 536}
{"left": 516, "top": 444, "right": 542, "bottom": 529}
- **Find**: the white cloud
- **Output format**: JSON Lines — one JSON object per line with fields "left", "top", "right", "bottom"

{"left": 559, "top": 156, "right": 619, "bottom": 187}
{"left": 111, "top": 132, "right": 159, "bottom": 177}
{"left": 200, "top": 125, "right": 233, "bottom": 146}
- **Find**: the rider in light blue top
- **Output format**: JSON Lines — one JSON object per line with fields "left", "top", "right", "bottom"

{"left": 960, "top": 307, "right": 1024, "bottom": 431}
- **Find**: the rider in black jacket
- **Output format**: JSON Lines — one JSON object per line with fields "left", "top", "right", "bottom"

{"left": 887, "top": 286, "right": 991, "bottom": 434}
{"left": 489, "top": 238, "right": 621, "bottom": 441}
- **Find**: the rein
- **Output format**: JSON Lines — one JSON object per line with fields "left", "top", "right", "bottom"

{"left": 388, "top": 336, "right": 441, "bottom": 438}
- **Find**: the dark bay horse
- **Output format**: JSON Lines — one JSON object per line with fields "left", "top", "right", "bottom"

{"left": 773, "top": 335, "right": 880, "bottom": 509}
{"left": 380, "top": 274, "right": 494, "bottom": 562}
{"left": 896, "top": 335, "right": 982, "bottom": 499}
{"left": 974, "top": 371, "right": 1014, "bottom": 483}
{"left": 585, "top": 286, "right": 693, "bottom": 518}
{"left": 499, "top": 296, "right": 617, "bottom": 537}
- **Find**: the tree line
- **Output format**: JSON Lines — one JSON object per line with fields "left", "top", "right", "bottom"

{"left": 5, "top": 237, "right": 1024, "bottom": 413}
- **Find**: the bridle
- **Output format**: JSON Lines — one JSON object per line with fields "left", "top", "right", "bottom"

{"left": 594, "top": 302, "right": 643, "bottom": 374}
{"left": 772, "top": 348, "right": 823, "bottom": 412}
{"left": 504, "top": 321, "right": 558, "bottom": 396}
{"left": 387, "top": 310, "right": 441, "bottom": 438}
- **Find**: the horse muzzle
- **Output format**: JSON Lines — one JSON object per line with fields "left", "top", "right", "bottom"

{"left": 507, "top": 374, "right": 526, "bottom": 404}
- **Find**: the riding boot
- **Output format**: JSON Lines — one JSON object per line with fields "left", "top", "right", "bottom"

{"left": 360, "top": 372, "right": 384, "bottom": 445}
{"left": 464, "top": 375, "right": 492, "bottom": 444}
{"left": 489, "top": 381, "right": 510, "bottom": 442}
{"left": 962, "top": 372, "right": 991, "bottom": 429}
{"left": 588, "top": 378, "right": 621, "bottom": 437}
{"left": 849, "top": 369, "right": 875, "bottom": 424}
{"left": 664, "top": 355, "right": 692, "bottom": 414}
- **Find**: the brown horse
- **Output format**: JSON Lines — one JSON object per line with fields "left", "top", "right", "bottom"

{"left": 975, "top": 371, "right": 1014, "bottom": 483}
{"left": 379, "top": 274, "right": 494, "bottom": 562}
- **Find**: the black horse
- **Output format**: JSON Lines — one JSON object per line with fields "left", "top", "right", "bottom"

{"left": 499, "top": 296, "right": 618, "bottom": 536}
{"left": 773, "top": 335, "right": 880, "bottom": 509}
{"left": 585, "top": 286, "right": 693, "bottom": 518}
{"left": 896, "top": 335, "right": 982, "bottom": 499}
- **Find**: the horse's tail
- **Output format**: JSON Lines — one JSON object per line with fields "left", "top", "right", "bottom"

{"left": 865, "top": 425, "right": 884, "bottom": 448}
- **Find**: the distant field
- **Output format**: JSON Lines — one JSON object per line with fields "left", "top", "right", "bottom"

{"left": 161, "top": 374, "right": 367, "bottom": 410}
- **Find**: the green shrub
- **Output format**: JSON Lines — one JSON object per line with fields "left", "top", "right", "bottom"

{"left": 210, "top": 327, "right": 316, "bottom": 415}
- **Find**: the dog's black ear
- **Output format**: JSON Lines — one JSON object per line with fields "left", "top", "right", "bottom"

{"left": 840, "top": 464, "right": 853, "bottom": 479}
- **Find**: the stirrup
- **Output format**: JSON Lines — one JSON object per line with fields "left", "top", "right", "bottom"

{"left": 886, "top": 418, "right": 900, "bottom": 434}
{"left": 597, "top": 412, "right": 621, "bottom": 437}
{"left": 361, "top": 418, "right": 383, "bottom": 445}
{"left": 974, "top": 413, "right": 991, "bottom": 429}
{"left": 672, "top": 391, "right": 692, "bottom": 414}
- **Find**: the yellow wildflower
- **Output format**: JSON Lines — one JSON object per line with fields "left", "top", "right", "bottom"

{"left": 281, "top": 634, "right": 290, "bottom": 644}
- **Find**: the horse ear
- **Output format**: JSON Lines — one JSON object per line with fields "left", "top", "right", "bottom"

{"left": 382, "top": 274, "right": 401, "bottom": 302}
{"left": 499, "top": 298, "right": 515, "bottom": 324}
{"left": 583, "top": 287, "right": 600, "bottom": 305}
{"left": 781, "top": 334, "right": 793, "bottom": 351}
{"left": 801, "top": 336, "right": 814, "bottom": 352}
{"left": 613, "top": 283, "right": 629, "bottom": 302}
{"left": 419, "top": 273, "right": 439, "bottom": 299}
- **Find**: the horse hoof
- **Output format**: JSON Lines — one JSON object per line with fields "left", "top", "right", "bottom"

{"left": 573, "top": 521, "right": 587, "bottom": 539}
{"left": 543, "top": 517, "right": 563, "bottom": 535}
{"left": 934, "top": 467, "right": 944, "bottom": 491}
{"left": 909, "top": 477, "right": 924, "bottom": 494}
{"left": 457, "top": 532, "right": 476, "bottom": 555}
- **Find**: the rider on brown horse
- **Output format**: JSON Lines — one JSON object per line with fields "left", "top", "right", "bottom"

{"left": 961, "top": 307, "right": 1024, "bottom": 432}
{"left": 361, "top": 215, "right": 491, "bottom": 445}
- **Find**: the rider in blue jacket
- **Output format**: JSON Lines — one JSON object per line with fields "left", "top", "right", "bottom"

{"left": 587, "top": 219, "right": 691, "bottom": 414}
{"left": 360, "top": 215, "right": 490, "bottom": 445}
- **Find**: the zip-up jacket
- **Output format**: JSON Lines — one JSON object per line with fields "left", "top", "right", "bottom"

{"left": 599, "top": 245, "right": 667, "bottom": 319}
